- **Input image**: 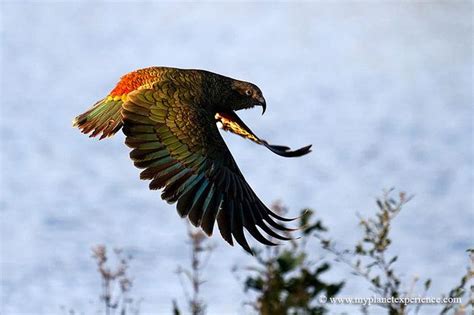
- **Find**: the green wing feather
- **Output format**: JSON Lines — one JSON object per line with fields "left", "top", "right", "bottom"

{"left": 121, "top": 84, "right": 294, "bottom": 254}
{"left": 73, "top": 97, "right": 124, "bottom": 139}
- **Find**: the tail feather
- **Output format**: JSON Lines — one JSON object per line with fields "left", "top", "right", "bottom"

{"left": 73, "top": 97, "right": 124, "bottom": 139}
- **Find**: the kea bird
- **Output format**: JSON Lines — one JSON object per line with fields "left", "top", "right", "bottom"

{"left": 73, "top": 67, "right": 311, "bottom": 254}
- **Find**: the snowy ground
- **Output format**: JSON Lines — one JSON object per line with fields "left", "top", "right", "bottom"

{"left": 1, "top": 1, "right": 472, "bottom": 314}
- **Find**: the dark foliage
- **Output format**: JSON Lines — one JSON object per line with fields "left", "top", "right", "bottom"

{"left": 235, "top": 203, "right": 344, "bottom": 315}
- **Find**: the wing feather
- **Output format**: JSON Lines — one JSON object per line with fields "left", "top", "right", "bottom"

{"left": 121, "top": 84, "right": 296, "bottom": 254}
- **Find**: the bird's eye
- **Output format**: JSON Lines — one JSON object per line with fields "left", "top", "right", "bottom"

{"left": 245, "top": 89, "right": 252, "bottom": 96}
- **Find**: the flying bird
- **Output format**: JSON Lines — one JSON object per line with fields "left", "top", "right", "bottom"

{"left": 73, "top": 67, "right": 311, "bottom": 253}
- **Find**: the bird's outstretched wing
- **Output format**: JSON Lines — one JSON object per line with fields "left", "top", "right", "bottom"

{"left": 215, "top": 111, "right": 312, "bottom": 157}
{"left": 121, "top": 82, "right": 295, "bottom": 254}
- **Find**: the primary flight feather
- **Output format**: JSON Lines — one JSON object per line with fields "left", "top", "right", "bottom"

{"left": 73, "top": 66, "right": 311, "bottom": 254}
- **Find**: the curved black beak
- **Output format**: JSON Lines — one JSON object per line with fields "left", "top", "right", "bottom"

{"left": 257, "top": 97, "right": 266, "bottom": 115}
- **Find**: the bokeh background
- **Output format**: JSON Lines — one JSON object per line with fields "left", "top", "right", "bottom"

{"left": 1, "top": 1, "right": 472, "bottom": 314}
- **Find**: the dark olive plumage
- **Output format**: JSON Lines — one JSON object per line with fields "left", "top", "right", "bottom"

{"left": 73, "top": 67, "right": 311, "bottom": 254}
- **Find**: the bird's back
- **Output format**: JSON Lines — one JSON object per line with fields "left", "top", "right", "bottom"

{"left": 73, "top": 66, "right": 205, "bottom": 139}
{"left": 109, "top": 67, "right": 168, "bottom": 97}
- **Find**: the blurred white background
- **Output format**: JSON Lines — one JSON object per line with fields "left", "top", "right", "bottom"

{"left": 1, "top": 1, "right": 472, "bottom": 314}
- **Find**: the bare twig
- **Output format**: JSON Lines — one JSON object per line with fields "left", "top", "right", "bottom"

{"left": 91, "top": 245, "right": 141, "bottom": 315}
{"left": 315, "top": 190, "right": 427, "bottom": 315}
{"left": 175, "top": 224, "right": 216, "bottom": 315}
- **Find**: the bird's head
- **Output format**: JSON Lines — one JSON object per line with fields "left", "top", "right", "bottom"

{"left": 226, "top": 80, "right": 267, "bottom": 114}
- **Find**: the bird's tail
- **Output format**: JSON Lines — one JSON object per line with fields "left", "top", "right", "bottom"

{"left": 72, "top": 97, "right": 124, "bottom": 139}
